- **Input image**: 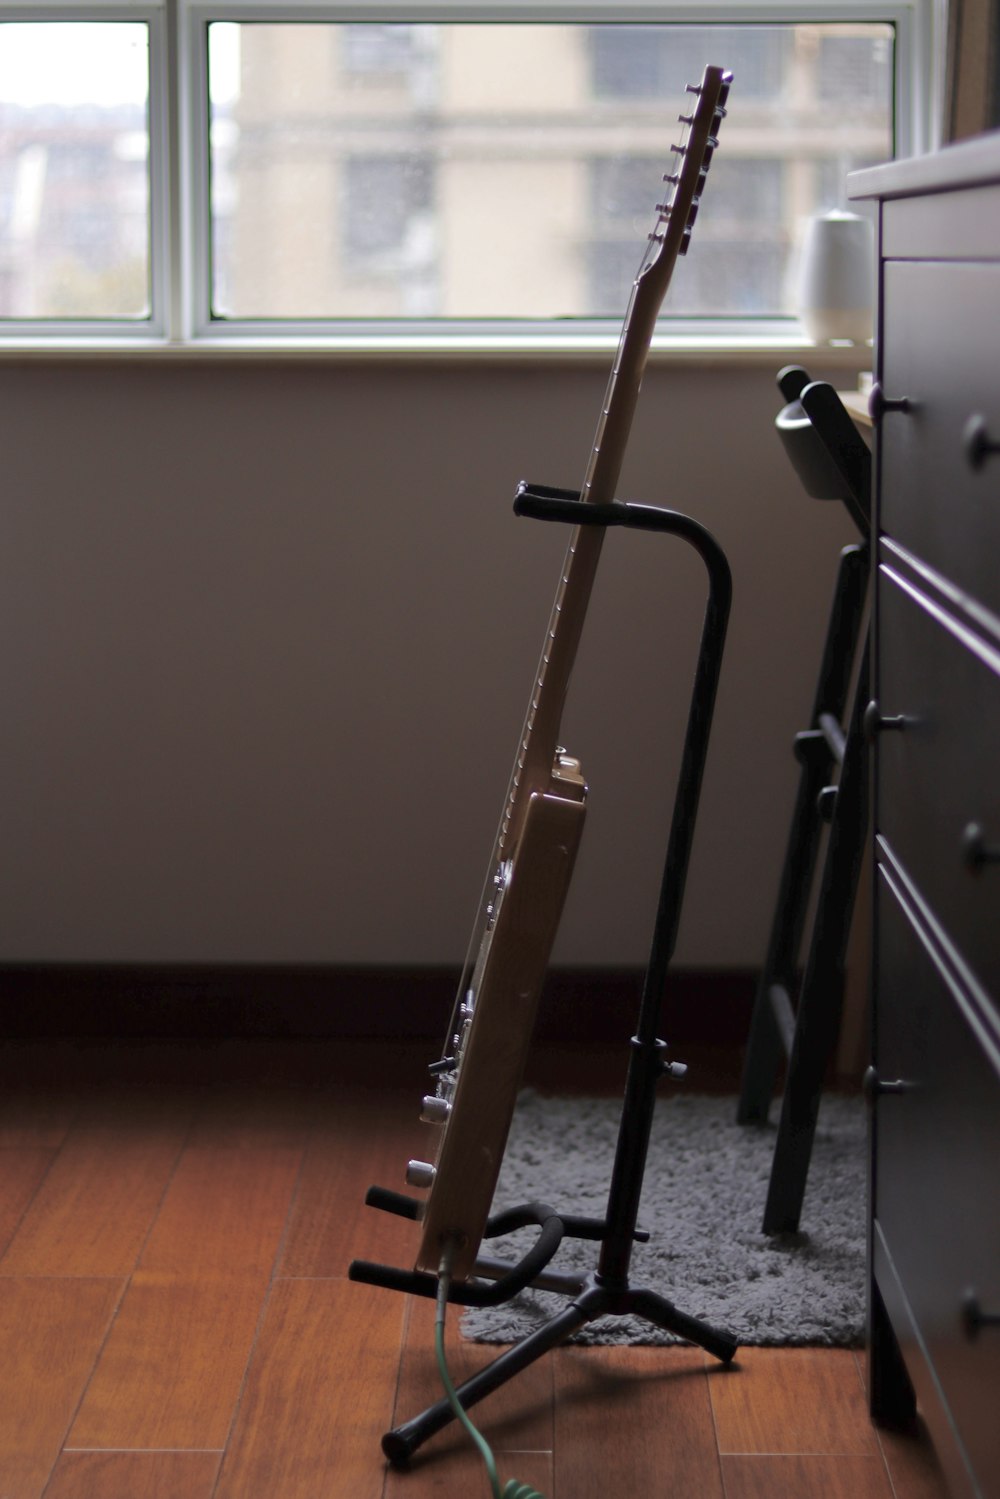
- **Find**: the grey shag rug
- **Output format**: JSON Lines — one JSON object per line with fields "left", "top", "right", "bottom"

{"left": 462, "top": 1090, "right": 866, "bottom": 1348}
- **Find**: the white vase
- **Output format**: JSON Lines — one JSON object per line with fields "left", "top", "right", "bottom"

{"left": 797, "top": 210, "right": 875, "bottom": 345}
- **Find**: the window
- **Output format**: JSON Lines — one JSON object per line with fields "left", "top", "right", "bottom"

{"left": 0, "top": 18, "right": 152, "bottom": 321}
{"left": 207, "top": 17, "right": 897, "bottom": 326}
{"left": 0, "top": 0, "right": 936, "bottom": 346}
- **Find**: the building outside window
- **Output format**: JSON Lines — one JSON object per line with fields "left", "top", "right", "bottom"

{"left": 208, "top": 20, "right": 892, "bottom": 324}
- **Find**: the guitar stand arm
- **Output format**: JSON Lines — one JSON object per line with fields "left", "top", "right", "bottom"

{"left": 350, "top": 1198, "right": 567, "bottom": 1308}
{"left": 349, "top": 1193, "right": 652, "bottom": 1308}
{"left": 514, "top": 480, "right": 732, "bottom": 573}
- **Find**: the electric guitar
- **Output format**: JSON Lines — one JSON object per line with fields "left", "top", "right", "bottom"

{"left": 406, "top": 65, "right": 732, "bottom": 1281}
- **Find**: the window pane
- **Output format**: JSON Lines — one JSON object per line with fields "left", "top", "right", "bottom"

{"left": 0, "top": 22, "right": 150, "bottom": 321}
{"left": 208, "top": 21, "right": 893, "bottom": 322}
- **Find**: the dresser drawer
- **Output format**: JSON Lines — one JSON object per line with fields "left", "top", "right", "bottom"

{"left": 882, "top": 183, "right": 1000, "bottom": 261}
{"left": 879, "top": 261, "right": 1000, "bottom": 619}
{"left": 876, "top": 560, "right": 1000, "bottom": 1006}
{"left": 874, "top": 849, "right": 1000, "bottom": 1495}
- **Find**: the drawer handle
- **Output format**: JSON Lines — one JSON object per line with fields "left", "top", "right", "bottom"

{"left": 868, "top": 382, "right": 911, "bottom": 424}
{"left": 961, "top": 821, "right": 1000, "bottom": 871}
{"left": 961, "top": 1289, "right": 1000, "bottom": 1340}
{"left": 862, "top": 1066, "right": 912, "bottom": 1100}
{"left": 963, "top": 413, "right": 1000, "bottom": 471}
{"left": 863, "top": 700, "right": 907, "bottom": 742}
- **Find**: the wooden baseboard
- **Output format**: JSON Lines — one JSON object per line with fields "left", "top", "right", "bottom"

{"left": 0, "top": 963, "right": 755, "bottom": 1045}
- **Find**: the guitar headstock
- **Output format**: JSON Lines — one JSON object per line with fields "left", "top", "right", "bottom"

{"left": 639, "top": 63, "right": 732, "bottom": 289}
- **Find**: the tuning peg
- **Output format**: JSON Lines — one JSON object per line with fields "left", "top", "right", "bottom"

{"left": 670, "top": 141, "right": 687, "bottom": 155}
{"left": 679, "top": 225, "right": 694, "bottom": 256}
{"left": 662, "top": 172, "right": 680, "bottom": 186}
{"left": 678, "top": 112, "right": 695, "bottom": 125}
{"left": 714, "top": 105, "right": 728, "bottom": 120}
{"left": 686, "top": 82, "right": 702, "bottom": 95}
{"left": 686, "top": 202, "right": 700, "bottom": 229}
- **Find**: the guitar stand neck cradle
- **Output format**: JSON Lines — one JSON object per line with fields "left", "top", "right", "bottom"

{"left": 349, "top": 479, "right": 738, "bottom": 1467}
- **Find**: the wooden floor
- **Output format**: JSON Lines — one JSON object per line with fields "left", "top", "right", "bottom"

{"left": 0, "top": 1037, "right": 948, "bottom": 1499}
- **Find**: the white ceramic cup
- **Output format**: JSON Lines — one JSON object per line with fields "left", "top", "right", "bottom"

{"left": 797, "top": 209, "right": 875, "bottom": 345}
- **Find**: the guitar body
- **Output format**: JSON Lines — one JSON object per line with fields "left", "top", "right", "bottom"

{"left": 392, "top": 63, "right": 732, "bottom": 1282}
{"left": 414, "top": 764, "right": 586, "bottom": 1278}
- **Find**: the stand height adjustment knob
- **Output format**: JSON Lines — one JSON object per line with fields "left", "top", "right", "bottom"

{"left": 405, "top": 1160, "right": 437, "bottom": 1189}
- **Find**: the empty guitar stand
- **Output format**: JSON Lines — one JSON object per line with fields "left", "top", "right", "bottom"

{"left": 350, "top": 481, "right": 738, "bottom": 1467}
{"left": 736, "top": 366, "right": 872, "bottom": 1234}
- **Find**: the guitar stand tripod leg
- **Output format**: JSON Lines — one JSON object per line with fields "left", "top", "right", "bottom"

{"left": 371, "top": 485, "right": 738, "bottom": 1468}
{"left": 383, "top": 1272, "right": 737, "bottom": 1467}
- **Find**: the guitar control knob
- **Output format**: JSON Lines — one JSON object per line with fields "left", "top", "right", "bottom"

{"left": 405, "top": 1160, "right": 437, "bottom": 1189}
{"left": 420, "top": 1095, "right": 451, "bottom": 1125}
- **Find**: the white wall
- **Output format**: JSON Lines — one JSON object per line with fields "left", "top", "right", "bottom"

{"left": 0, "top": 355, "right": 859, "bottom": 968}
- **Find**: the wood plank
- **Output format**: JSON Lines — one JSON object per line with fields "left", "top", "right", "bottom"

{"left": 720, "top": 1454, "right": 894, "bottom": 1499}
{"left": 0, "top": 1150, "right": 54, "bottom": 1258}
{"left": 139, "top": 1143, "right": 303, "bottom": 1277}
{"left": 385, "top": 1293, "right": 553, "bottom": 1493}
{"left": 278, "top": 1092, "right": 419, "bottom": 1277}
{"left": 709, "top": 1348, "right": 880, "bottom": 1456}
{"left": 554, "top": 1344, "right": 723, "bottom": 1499}
{"left": 852, "top": 1352, "right": 950, "bottom": 1499}
{"left": 45, "top": 1451, "right": 221, "bottom": 1499}
{"left": 874, "top": 1418, "right": 951, "bottom": 1499}
{"left": 0, "top": 1088, "right": 77, "bottom": 1148}
{"left": 0, "top": 1117, "right": 187, "bottom": 1277}
{"left": 215, "top": 1279, "right": 403, "bottom": 1499}
{"left": 183, "top": 1083, "right": 315, "bottom": 1152}
{"left": 385, "top": 1443, "right": 553, "bottom": 1499}
{"left": 0, "top": 1277, "right": 123, "bottom": 1499}
{"left": 67, "top": 1271, "right": 267, "bottom": 1450}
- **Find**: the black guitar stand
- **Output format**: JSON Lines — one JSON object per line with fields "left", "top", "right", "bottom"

{"left": 349, "top": 481, "right": 737, "bottom": 1467}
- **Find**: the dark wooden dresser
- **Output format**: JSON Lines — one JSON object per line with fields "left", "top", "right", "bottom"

{"left": 849, "top": 136, "right": 1000, "bottom": 1498}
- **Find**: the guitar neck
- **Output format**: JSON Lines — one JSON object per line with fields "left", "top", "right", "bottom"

{"left": 503, "top": 290, "right": 654, "bottom": 834}
{"left": 502, "top": 198, "right": 697, "bottom": 851}
{"left": 492, "top": 64, "right": 731, "bottom": 864}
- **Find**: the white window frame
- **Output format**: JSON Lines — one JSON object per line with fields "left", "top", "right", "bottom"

{"left": 1, "top": 0, "right": 941, "bottom": 350}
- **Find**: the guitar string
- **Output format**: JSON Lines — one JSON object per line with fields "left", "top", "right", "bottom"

{"left": 496, "top": 129, "right": 686, "bottom": 860}
{"left": 432, "top": 67, "right": 733, "bottom": 1076}
{"left": 440, "top": 137, "right": 692, "bottom": 1067}
{"left": 439, "top": 122, "right": 694, "bottom": 1059}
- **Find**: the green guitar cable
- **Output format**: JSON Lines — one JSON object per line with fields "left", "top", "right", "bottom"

{"left": 435, "top": 1247, "right": 546, "bottom": 1499}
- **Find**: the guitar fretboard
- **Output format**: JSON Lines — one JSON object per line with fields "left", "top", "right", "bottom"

{"left": 499, "top": 249, "right": 678, "bottom": 855}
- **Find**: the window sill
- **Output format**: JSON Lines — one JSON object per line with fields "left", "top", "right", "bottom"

{"left": 0, "top": 328, "right": 872, "bottom": 370}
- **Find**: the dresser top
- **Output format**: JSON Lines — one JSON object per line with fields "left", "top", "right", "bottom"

{"left": 849, "top": 128, "right": 1000, "bottom": 201}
